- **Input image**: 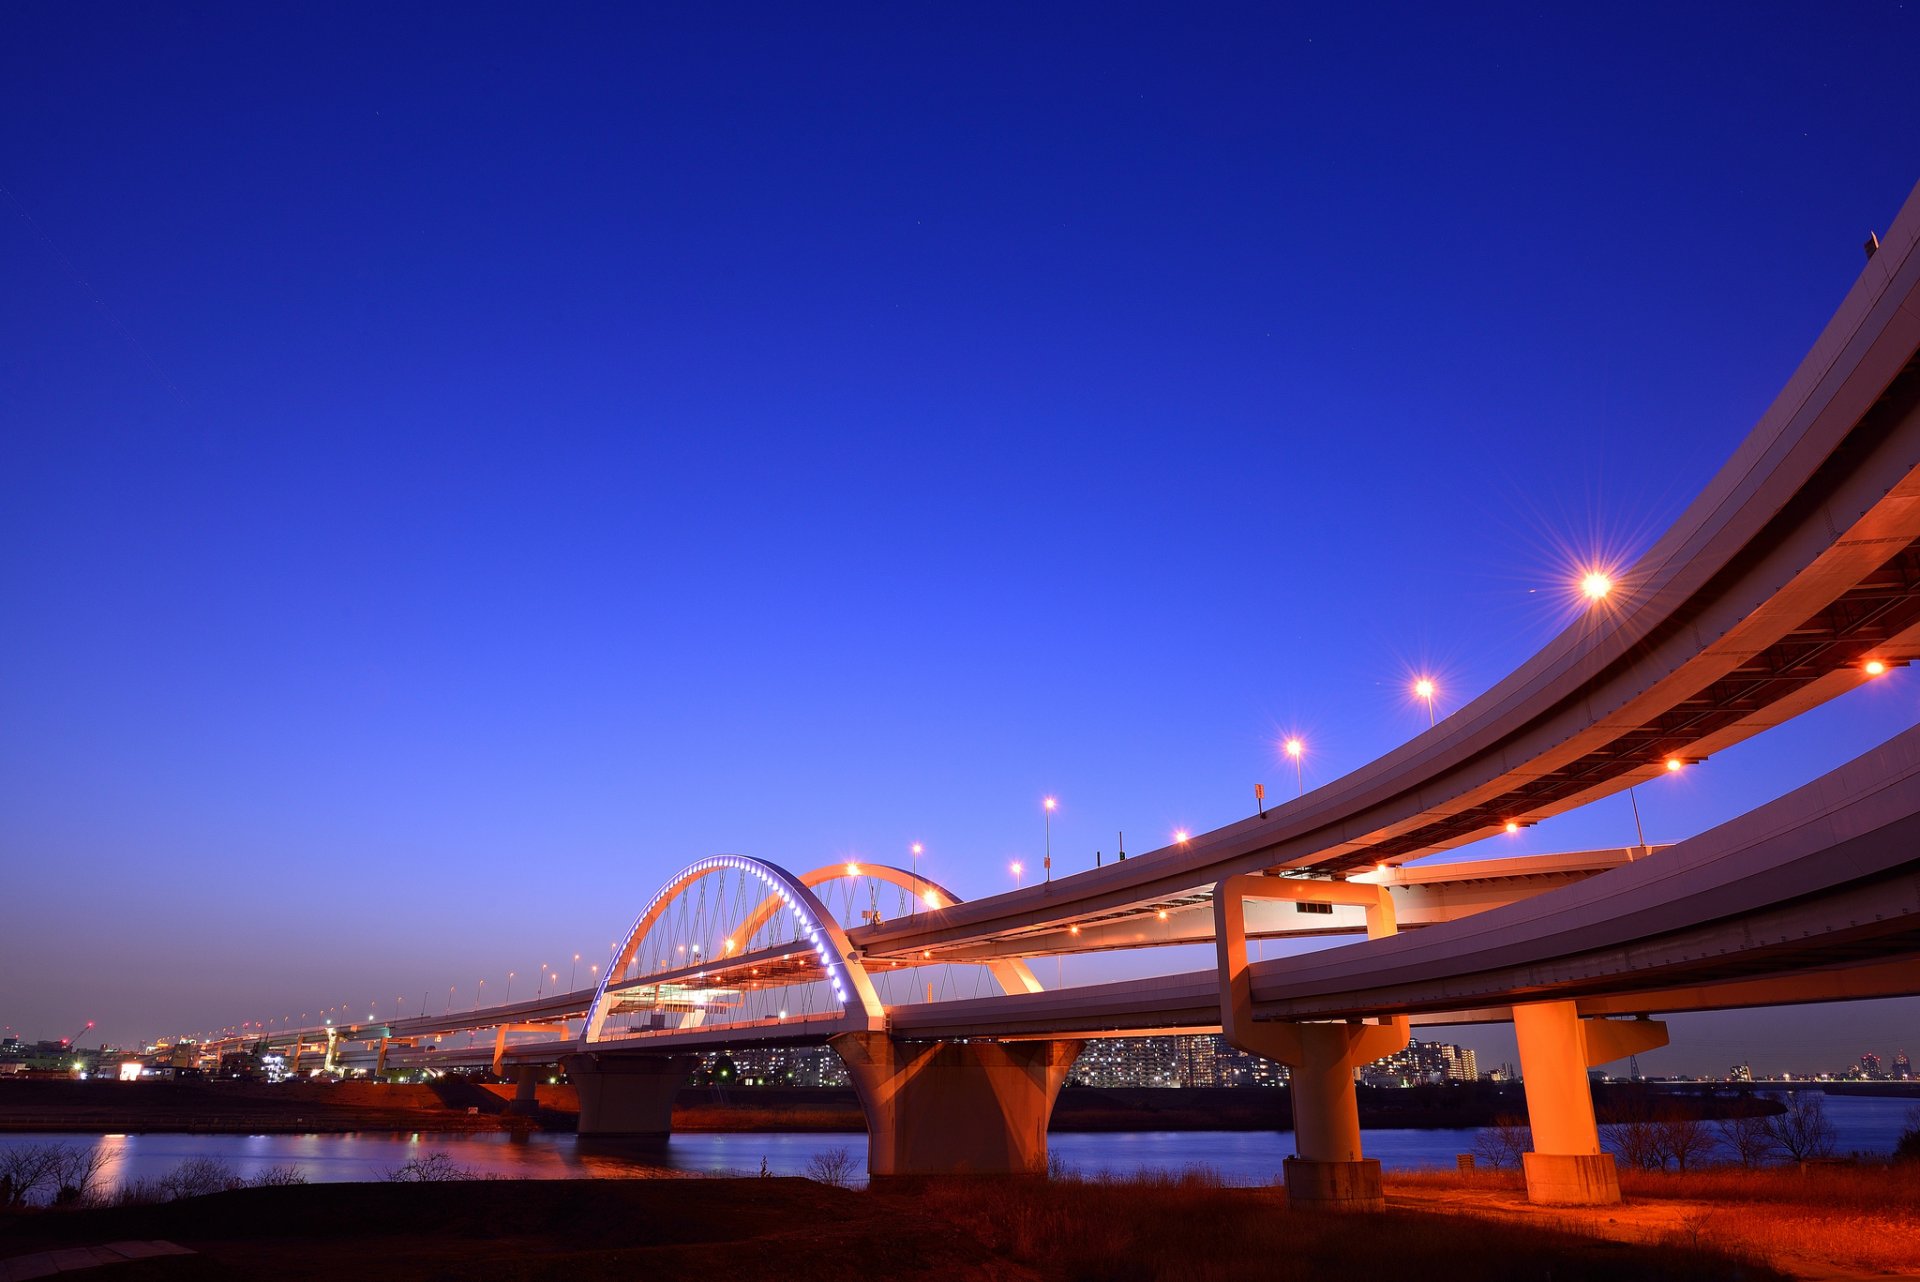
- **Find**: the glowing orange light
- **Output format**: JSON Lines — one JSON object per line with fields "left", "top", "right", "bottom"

{"left": 922, "top": 890, "right": 939, "bottom": 907}
{"left": 1157, "top": 909, "right": 1169, "bottom": 920}
{"left": 1581, "top": 571, "right": 1614, "bottom": 601}
{"left": 1069, "top": 925, "right": 1080, "bottom": 935}
{"left": 922, "top": 950, "right": 932, "bottom": 959}
{"left": 1865, "top": 659, "right": 1887, "bottom": 676}
{"left": 1665, "top": 757, "right": 1682, "bottom": 772}
{"left": 1505, "top": 821, "right": 1520, "bottom": 834}
{"left": 846, "top": 862, "right": 860, "bottom": 876}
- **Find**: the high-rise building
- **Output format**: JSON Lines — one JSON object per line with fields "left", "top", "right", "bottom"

{"left": 1894, "top": 1051, "right": 1913, "bottom": 1081}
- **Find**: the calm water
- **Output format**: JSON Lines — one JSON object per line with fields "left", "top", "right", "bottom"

{"left": 5, "top": 1092, "right": 1910, "bottom": 1192}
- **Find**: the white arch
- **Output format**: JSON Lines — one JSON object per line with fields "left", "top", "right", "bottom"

{"left": 582, "top": 854, "right": 883, "bottom": 1045}
{"left": 782, "top": 863, "right": 1045, "bottom": 996}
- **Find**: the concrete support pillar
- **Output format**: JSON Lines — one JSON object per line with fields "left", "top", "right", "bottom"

{"left": 1213, "top": 873, "right": 1406, "bottom": 1210}
{"left": 561, "top": 1052, "right": 695, "bottom": 1136}
{"left": 1512, "top": 1001, "right": 1668, "bottom": 1205}
{"left": 831, "top": 1031, "right": 1082, "bottom": 1178}
{"left": 504, "top": 1064, "right": 542, "bottom": 1115}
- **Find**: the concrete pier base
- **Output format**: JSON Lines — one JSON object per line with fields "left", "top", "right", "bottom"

{"left": 1512, "top": 1000, "right": 1653, "bottom": 1206}
{"left": 560, "top": 1052, "right": 694, "bottom": 1136}
{"left": 503, "top": 1065, "right": 542, "bottom": 1115}
{"left": 1522, "top": 1152, "right": 1622, "bottom": 1206}
{"left": 832, "top": 1032, "right": 1082, "bottom": 1177}
{"left": 1283, "top": 1157, "right": 1384, "bottom": 1211}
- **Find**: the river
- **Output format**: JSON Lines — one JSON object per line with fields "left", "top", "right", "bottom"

{"left": 4, "top": 1092, "right": 1910, "bottom": 1191}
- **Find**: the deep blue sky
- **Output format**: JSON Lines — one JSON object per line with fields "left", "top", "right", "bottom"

{"left": 3, "top": 3, "right": 1917, "bottom": 1075}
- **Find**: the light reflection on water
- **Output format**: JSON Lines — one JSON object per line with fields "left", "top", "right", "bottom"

{"left": 4, "top": 1092, "right": 1908, "bottom": 1192}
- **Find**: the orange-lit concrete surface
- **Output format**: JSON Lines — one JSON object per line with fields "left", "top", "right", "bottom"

{"left": 832, "top": 1032, "right": 1081, "bottom": 1177}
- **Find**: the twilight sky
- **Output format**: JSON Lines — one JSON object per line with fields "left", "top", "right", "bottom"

{"left": 3, "top": 3, "right": 1917, "bottom": 1076}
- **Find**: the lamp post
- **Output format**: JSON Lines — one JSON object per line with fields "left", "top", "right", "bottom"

{"left": 1285, "top": 736, "right": 1305, "bottom": 797}
{"left": 570, "top": 954, "right": 580, "bottom": 989}
{"left": 1011, "top": 860, "right": 1023, "bottom": 890}
{"left": 1414, "top": 677, "right": 1436, "bottom": 726}
{"left": 1043, "top": 797, "right": 1056, "bottom": 882}
{"left": 910, "top": 842, "right": 923, "bottom": 914}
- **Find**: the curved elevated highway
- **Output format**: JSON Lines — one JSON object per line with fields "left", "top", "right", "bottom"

{"left": 228, "top": 180, "right": 1920, "bottom": 1209}
{"left": 853, "top": 178, "right": 1920, "bottom": 963}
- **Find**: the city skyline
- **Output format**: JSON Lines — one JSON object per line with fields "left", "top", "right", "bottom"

{"left": 4, "top": 5, "right": 1920, "bottom": 1075}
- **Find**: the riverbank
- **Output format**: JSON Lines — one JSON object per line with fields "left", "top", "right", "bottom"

{"left": 1391, "top": 1165, "right": 1920, "bottom": 1279}
{"left": 0, "top": 1079, "right": 1782, "bottom": 1135}
{"left": 0, "top": 1175, "right": 1784, "bottom": 1281}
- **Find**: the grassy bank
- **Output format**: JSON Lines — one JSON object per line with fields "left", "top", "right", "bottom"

{"left": 1387, "top": 1163, "right": 1920, "bottom": 1278}
{"left": 0, "top": 1173, "right": 1782, "bottom": 1282}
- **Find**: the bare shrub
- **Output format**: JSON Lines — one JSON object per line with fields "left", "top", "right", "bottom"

{"left": 159, "top": 1156, "right": 244, "bottom": 1200}
{"left": 248, "top": 1165, "right": 308, "bottom": 1187}
{"left": 1892, "top": 1105, "right": 1920, "bottom": 1164}
{"left": 1655, "top": 1110, "right": 1716, "bottom": 1172}
{"left": 384, "top": 1152, "right": 481, "bottom": 1183}
{"left": 1471, "top": 1114, "right": 1531, "bottom": 1170}
{"left": 0, "top": 1143, "right": 109, "bottom": 1208}
{"left": 1767, "top": 1092, "right": 1835, "bottom": 1162}
{"left": 804, "top": 1146, "right": 856, "bottom": 1188}
{"left": 1714, "top": 1111, "right": 1780, "bottom": 1168}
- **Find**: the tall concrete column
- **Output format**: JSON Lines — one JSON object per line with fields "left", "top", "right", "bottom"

{"left": 1213, "top": 873, "right": 1406, "bottom": 1210}
{"left": 561, "top": 1052, "right": 695, "bottom": 1136}
{"left": 504, "top": 1064, "right": 542, "bottom": 1115}
{"left": 831, "top": 1032, "right": 1082, "bottom": 1178}
{"left": 1512, "top": 1001, "right": 1665, "bottom": 1205}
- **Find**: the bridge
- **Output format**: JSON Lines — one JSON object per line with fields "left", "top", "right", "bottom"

{"left": 212, "top": 177, "right": 1920, "bottom": 1211}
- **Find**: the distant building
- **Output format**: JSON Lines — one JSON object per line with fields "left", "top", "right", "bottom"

{"left": 1359, "top": 1036, "right": 1478, "bottom": 1086}
{"left": 1730, "top": 1062, "right": 1754, "bottom": 1082}
{"left": 1895, "top": 1051, "right": 1912, "bottom": 1081}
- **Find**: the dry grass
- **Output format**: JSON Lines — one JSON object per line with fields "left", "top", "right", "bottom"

{"left": 1620, "top": 1164, "right": 1920, "bottom": 1276}
{"left": 1387, "top": 1162, "right": 1920, "bottom": 1277}
{"left": 908, "top": 1169, "right": 1772, "bottom": 1282}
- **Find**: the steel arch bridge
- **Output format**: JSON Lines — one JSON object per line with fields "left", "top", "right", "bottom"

{"left": 581, "top": 855, "right": 1043, "bottom": 1048}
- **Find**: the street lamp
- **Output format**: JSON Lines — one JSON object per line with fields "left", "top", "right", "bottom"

{"left": 1284, "top": 737, "right": 1305, "bottom": 797}
{"left": 1581, "top": 570, "right": 1614, "bottom": 602}
{"left": 1414, "top": 677, "right": 1437, "bottom": 726}
{"left": 910, "top": 842, "right": 924, "bottom": 914}
{"left": 570, "top": 954, "right": 581, "bottom": 988}
{"left": 1011, "top": 860, "right": 1023, "bottom": 889}
{"left": 1043, "top": 797, "right": 1056, "bottom": 882}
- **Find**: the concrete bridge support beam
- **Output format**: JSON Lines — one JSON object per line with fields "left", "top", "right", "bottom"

{"left": 831, "top": 1031, "right": 1082, "bottom": 1178}
{"left": 1512, "top": 1000, "right": 1668, "bottom": 1205}
{"left": 1213, "top": 873, "right": 1407, "bottom": 1210}
{"left": 504, "top": 1064, "right": 542, "bottom": 1116}
{"left": 561, "top": 1052, "right": 695, "bottom": 1136}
